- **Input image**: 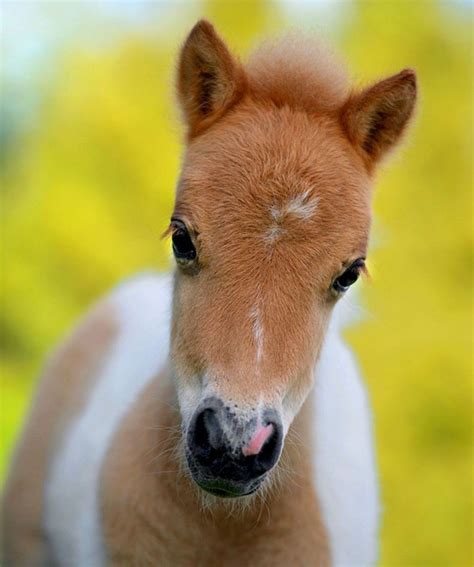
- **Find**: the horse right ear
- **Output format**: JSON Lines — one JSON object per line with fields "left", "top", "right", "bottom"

{"left": 341, "top": 69, "right": 417, "bottom": 171}
{"left": 177, "top": 20, "right": 247, "bottom": 138}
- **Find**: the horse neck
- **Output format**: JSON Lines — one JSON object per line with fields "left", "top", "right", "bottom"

{"left": 102, "top": 360, "right": 330, "bottom": 563}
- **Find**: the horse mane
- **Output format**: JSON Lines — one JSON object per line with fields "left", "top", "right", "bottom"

{"left": 245, "top": 34, "right": 349, "bottom": 113}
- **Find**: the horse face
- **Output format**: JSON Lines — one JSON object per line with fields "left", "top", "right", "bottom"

{"left": 169, "top": 20, "right": 415, "bottom": 498}
{"left": 169, "top": 108, "right": 371, "bottom": 497}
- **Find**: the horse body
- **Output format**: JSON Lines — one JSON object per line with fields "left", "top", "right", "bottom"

{"left": 3, "top": 20, "right": 416, "bottom": 566}
{"left": 4, "top": 274, "right": 378, "bottom": 565}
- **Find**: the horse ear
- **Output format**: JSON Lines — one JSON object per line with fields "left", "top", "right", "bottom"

{"left": 341, "top": 69, "right": 417, "bottom": 169}
{"left": 177, "top": 20, "right": 246, "bottom": 137}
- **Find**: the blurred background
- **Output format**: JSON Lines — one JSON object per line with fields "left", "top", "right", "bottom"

{"left": 1, "top": 1, "right": 472, "bottom": 564}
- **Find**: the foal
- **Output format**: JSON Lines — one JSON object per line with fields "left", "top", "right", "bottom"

{"left": 2, "top": 21, "right": 416, "bottom": 566}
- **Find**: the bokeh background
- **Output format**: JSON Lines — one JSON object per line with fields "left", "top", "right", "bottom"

{"left": 1, "top": 1, "right": 472, "bottom": 564}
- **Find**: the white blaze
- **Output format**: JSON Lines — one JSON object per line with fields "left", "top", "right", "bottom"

{"left": 250, "top": 306, "right": 264, "bottom": 363}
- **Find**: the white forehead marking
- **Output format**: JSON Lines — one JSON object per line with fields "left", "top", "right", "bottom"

{"left": 250, "top": 306, "right": 264, "bottom": 363}
{"left": 286, "top": 191, "right": 320, "bottom": 219}
{"left": 265, "top": 225, "right": 283, "bottom": 244}
{"left": 266, "top": 190, "right": 319, "bottom": 243}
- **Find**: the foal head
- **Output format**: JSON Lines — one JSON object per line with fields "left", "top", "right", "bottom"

{"left": 168, "top": 21, "right": 416, "bottom": 498}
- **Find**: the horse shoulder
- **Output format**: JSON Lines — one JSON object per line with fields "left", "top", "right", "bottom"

{"left": 44, "top": 273, "right": 172, "bottom": 565}
{"left": 2, "top": 272, "right": 172, "bottom": 566}
{"left": 2, "top": 299, "right": 119, "bottom": 565}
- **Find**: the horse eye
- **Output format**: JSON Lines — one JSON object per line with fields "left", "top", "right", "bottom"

{"left": 171, "top": 221, "right": 196, "bottom": 262}
{"left": 333, "top": 259, "right": 365, "bottom": 294}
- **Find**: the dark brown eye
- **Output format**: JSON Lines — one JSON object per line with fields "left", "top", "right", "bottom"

{"left": 171, "top": 220, "right": 196, "bottom": 263}
{"left": 333, "top": 259, "right": 365, "bottom": 293}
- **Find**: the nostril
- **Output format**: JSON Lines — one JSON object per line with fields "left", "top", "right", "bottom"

{"left": 257, "top": 424, "right": 280, "bottom": 465}
{"left": 193, "top": 408, "right": 224, "bottom": 452}
{"left": 242, "top": 424, "right": 274, "bottom": 457}
{"left": 250, "top": 422, "right": 282, "bottom": 476}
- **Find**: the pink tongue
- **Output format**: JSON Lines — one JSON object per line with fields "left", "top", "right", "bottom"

{"left": 242, "top": 424, "right": 274, "bottom": 457}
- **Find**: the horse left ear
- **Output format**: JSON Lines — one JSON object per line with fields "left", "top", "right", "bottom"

{"left": 177, "top": 20, "right": 247, "bottom": 138}
{"left": 341, "top": 69, "right": 417, "bottom": 170}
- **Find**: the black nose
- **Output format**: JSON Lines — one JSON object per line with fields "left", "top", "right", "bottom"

{"left": 187, "top": 403, "right": 282, "bottom": 484}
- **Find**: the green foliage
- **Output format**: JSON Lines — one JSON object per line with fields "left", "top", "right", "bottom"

{"left": 1, "top": 2, "right": 471, "bottom": 564}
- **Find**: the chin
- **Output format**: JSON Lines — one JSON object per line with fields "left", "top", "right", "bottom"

{"left": 186, "top": 459, "right": 267, "bottom": 503}
{"left": 195, "top": 478, "right": 263, "bottom": 499}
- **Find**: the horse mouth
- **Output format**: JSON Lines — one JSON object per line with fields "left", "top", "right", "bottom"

{"left": 186, "top": 457, "right": 264, "bottom": 498}
{"left": 195, "top": 478, "right": 262, "bottom": 498}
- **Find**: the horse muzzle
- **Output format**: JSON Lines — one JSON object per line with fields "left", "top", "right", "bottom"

{"left": 185, "top": 397, "right": 283, "bottom": 498}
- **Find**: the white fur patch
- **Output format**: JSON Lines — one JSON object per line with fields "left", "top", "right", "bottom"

{"left": 285, "top": 190, "right": 320, "bottom": 219}
{"left": 266, "top": 191, "right": 319, "bottom": 244}
{"left": 175, "top": 373, "right": 206, "bottom": 427}
{"left": 265, "top": 225, "right": 283, "bottom": 244}
{"left": 44, "top": 273, "right": 172, "bottom": 566}
{"left": 312, "top": 294, "right": 380, "bottom": 565}
{"left": 270, "top": 190, "right": 319, "bottom": 223}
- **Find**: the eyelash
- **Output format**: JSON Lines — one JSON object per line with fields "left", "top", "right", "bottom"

{"left": 332, "top": 258, "right": 367, "bottom": 294}
{"left": 169, "top": 220, "right": 197, "bottom": 264}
